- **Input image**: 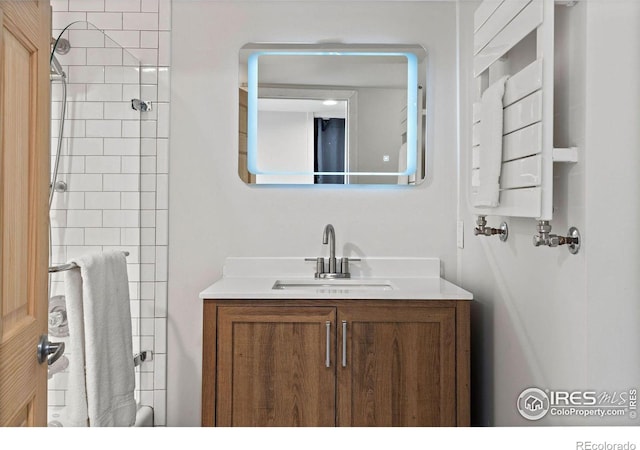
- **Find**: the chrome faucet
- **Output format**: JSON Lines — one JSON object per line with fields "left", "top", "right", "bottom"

{"left": 323, "top": 224, "right": 337, "bottom": 274}
{"left": 306, "top": 224, "right": 360, "bottom": 279}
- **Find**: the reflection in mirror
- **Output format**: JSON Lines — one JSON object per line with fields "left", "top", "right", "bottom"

{"left": 238, "top": 44, "right": 427, "bottom": 185}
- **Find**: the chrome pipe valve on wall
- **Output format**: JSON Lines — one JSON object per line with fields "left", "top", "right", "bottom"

{"left": 532, "top": 220, "right": 581, "bottom": 254}
{"left": 474, "top": 215, "right": 508, "bottom": 242}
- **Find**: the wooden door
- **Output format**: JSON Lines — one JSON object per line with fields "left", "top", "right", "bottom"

{"left": 337, "top": 306, "right": 456, "bottom": 426}
{"left": 238, "top": 88, "right": 254, "bottom": 183}
{"left": 0, "top": 1, "right": 51, "bottom": 427}
{"left": 217, "top": 306, "right": 336, "bottom": 426}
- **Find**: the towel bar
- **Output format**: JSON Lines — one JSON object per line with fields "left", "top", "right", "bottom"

{"left": 48, "top": 251, "right": 130, "bottom": 273}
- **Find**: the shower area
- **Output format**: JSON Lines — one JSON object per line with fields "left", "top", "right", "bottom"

{"left": 47, "top": 21, "right": 151, "bottom": 426}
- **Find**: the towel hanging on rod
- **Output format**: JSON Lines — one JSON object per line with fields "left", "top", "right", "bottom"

{"left": 474, "top": 75, "right": 509, "bottom": 208}
{"left": 48, "top": 251, "right": 130, "bottom": 273}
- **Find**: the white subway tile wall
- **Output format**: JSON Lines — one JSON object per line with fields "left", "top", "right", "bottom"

{"left": 50, "top": 0, "right": 169, "bottom": 426}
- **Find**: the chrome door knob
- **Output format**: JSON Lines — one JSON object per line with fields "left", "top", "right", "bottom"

{"left": 37, "top": 335, "right": 65, "bottom": 365}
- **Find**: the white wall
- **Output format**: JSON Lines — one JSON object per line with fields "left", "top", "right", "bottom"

{"left": 169, "top": 0, "right": 458, "bottom": 426}
{"left": 356, "top": 87, "right": 405, "bottom": 175}
{"left": 256, "top": 111, "right": 314, "bottom": 184}
{"left": 458, "top": 0, "right": 640, "bottom": 426}
{"left": 583, "top": 0, "right": 640, "bottom": 397}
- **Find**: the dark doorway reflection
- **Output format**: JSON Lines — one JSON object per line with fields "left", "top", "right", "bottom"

{"left": 314, "top": 118, "right": 345, "bottom": 184}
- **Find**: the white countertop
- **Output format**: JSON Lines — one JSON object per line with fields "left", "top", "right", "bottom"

{"left": 199, "top": 257, "right": 473, "bottom": 300}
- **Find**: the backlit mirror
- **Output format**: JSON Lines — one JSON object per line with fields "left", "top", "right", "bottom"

{"left": 238, "top": 44, "right": 427, "bottom": 185}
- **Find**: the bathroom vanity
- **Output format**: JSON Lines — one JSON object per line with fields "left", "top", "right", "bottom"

{"left": 200, "top": 257, "right": 472, "bottom": 427}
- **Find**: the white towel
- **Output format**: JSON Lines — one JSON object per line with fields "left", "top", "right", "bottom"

{"left": 64, "top": 250, "right": 136, "bottom": 427}
{"left": 474, "top": 75, "right": 510, "bottom": 207}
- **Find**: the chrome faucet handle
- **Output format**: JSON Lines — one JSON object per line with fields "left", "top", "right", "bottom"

{"left": 338, "top": 257, "right": 362, "bottom": 278}
{"left": 339, "top": 257, "right": 354, "bottom": 278}
{"left": 306, "top": 257, "right": 325, "bottom": 278}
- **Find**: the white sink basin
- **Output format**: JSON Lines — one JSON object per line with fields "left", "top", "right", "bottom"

{"left": 272, "top": 279, "right": 394, "bottom": 291}
{"left": 200, "top": 257, "right": 474, "bottom": 300}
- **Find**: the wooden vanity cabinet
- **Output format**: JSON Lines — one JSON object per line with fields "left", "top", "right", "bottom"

{"left": 216, "top": 306, "right": 336, "bottom": 426}
{"left": 202, "top": 300, "right": 470, "bottom": 427}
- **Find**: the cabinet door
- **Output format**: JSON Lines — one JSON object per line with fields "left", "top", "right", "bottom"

{"left": 337, "top": 306, "right": 456, "bottom": 426}
{"left": 217, "top": 306, "right": 336, "bottom": 426}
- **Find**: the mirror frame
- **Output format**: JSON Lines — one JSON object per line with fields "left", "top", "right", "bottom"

{"left": 242, "top": 43, "right": 424, "bottom": 181}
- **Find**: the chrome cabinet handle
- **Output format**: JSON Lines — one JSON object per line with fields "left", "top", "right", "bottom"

{"left": 342, "top": 321, "right": 347, "bottom": 367}
{"left": 37, "top": 334, "right": 65, "bottom": 366}
{"left": 325, "top": 321, "right": 331, "bottom": 368}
